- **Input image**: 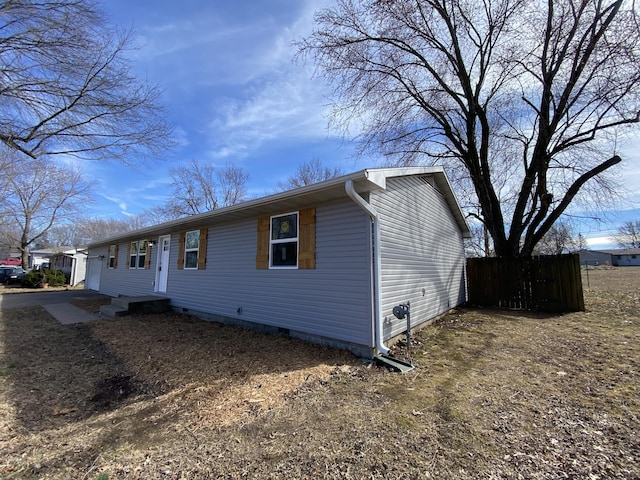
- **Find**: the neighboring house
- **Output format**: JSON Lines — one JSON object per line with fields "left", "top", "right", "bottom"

{"left": 607, "top": 248, "right": 640, "bottom": 266}
{"left": 28, "top": 248, "right": 55, "bottom": 269}
{"left": 49, "top": 247, "right": 88, "bottom": 286}
{"left": 577, "top": 249, "right": 614, "bottom": 267}
{"left": 577, "top": 248, "right": 640, "bottom": 267}
{"left": 87, "top": 167, "right": 471, "bottom": 358}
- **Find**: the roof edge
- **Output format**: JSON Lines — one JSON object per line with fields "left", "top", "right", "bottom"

{"left": 88, "top": 167, "right": 469, "bottom": 246}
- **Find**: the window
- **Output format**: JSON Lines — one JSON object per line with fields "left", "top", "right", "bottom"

{"left": 270, "top": 213, "right": 298, "bottom": 267}
{"left": 256, "top": 208, "right": 315, "bottom": 270}
{"left": 108, "top": 245, "right": 118, "bottom": 269}
{"left": 128, "top": 240, "right": 149, "bottom": 269}
{"left": 178, "top": 229, "right": 207, "bottom": 270}
{"left": 129, "top": 242, "right": 137, "bottom": 268}
{"left": 184, "top": 230, "right": 200, "bottom": 269}
{"left": 138, "top": 241, "right": 148, "bottom": 268}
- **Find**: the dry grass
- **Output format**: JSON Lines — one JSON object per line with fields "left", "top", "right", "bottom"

{"left": 0, "top": 267, "right": 638, "bottom": 479}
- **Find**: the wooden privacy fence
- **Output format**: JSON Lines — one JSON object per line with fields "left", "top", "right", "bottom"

{"left": 466, "top": 254, "right": 585, "bottom": 312}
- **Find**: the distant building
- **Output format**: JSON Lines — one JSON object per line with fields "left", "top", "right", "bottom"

{"left": 27, "top": 248, "right": 55, "bottom": 269}
{"left": 49, "top": 247, "right": 88, "bottom": 286}
{"left": 577, "top": 248, "right": 640, "bottom": 267}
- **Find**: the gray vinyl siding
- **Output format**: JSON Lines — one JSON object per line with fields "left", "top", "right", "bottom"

{"left": 94, "top": 243, "right": 156, "bottom": 297}
{"left": 371, "top": 175, "right": 466, "bottom": 339}
{"left": 93, "top": 199, "right": 375, "bottom": 348}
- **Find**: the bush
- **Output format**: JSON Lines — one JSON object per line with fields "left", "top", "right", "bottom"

{"left": 22, "top": 270, "right": 46, "bottom": 288}
{"left": 44, "top": 269, "right": 66, "bottom": 287}
{"left": 21, "top": 269, "right": 66, "bottom": 288}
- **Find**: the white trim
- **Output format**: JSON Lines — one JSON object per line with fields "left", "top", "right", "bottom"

{"left": 155, "top": 235, "right": 170, "bottom": 293}
{"left": 89, "top": 167, "right": 470, "bottom": 247}
{"left": 345, "top": 180, "right": 389, "bottom": 356}
{"left": 183, "top": 230, "right": 200, "bottom": 270}
{"left": 269, "top": 211, "right": 299, "bottom": 269}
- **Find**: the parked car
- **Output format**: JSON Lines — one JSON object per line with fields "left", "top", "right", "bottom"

{"left": 0, "top": 266, "right": 27, "bottom": 285}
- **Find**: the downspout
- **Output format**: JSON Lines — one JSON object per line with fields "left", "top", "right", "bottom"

{"left": 345, "top": 180, "right": 389, "bottom": 356}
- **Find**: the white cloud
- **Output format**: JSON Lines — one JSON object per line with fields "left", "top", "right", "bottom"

{"left": 585, "top": 235, "right": 616, "bottom": 249}
{"left": 101, "top": 194, "right": 128, "bottom": 213}
{"left": 191, "top": 2, "right": 338, "bottom": 159}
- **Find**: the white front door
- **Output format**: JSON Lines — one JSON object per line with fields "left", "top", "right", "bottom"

{"left": 155, "top": 235, "right": 170, "bottom": 293}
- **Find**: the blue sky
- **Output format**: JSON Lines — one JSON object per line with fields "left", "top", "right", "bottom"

{"left": 86, "top": 0, "right": 639, "bottom": 250}
{"left": 89, "top": 0, "right": 364, "bottom": 218}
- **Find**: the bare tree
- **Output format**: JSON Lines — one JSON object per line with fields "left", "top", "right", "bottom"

{"left": 465, "top": 224, "right": 489, "bottom": 258}
{"left": 576, "top": 233, "right": 589, "bottom": 251}
{"left": 157, "top": 160, "right": 250, "bottom": 219}
{"left": 217, "top": 163, "right": 251, "bottom": 206}
{"left": 277, "top": 159, "right": 344, "bottom": 190}
{"left": 0, "top": 0, "right": 173, "bottom": 162}
{"left": 0, "top": 149, "right": 20, "bottom": 221}
{"left": 615, "top": 220, "right": 640, "bottom": 248}
{"left": 464, "top": 222, "right": 494, "bottom": 258}
{"left": 298, "top": 0, "right": 640, "bottom": 257}
{"left": 43, "top": 224, "right": 80, "bottom": 248}
{"left": 0, "top": 158, "right": 95, "bottom": 268}
{"left": 45, "top": 216, "right": 146, "bottom": 246}
{"left": 536, "top": 221, "right": 580, "bottom": 254}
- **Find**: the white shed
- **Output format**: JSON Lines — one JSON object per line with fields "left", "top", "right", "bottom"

{"left": 49, "top": 247, "right": 88, "bottom": 286}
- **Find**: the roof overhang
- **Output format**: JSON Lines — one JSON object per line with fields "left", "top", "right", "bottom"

{"left": 89, "top": 167, "right": 471, "bottom": 246}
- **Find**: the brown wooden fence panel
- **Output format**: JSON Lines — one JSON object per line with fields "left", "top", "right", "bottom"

{"left": 466, "top": 254, "right": 585, "bottom": 312}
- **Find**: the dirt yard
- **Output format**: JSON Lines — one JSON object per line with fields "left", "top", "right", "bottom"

{"left": 0, "top": 267, "right": 638, "bottom": 479}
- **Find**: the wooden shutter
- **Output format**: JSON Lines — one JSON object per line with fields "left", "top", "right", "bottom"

{"left": 298, "top": 208, "right": 316, "bottom": 269}
{"left": 256, "top": 216, "right": 270, "bottom": 269}
{"left": 197, "top": 229, "right": 207, "bottom": 270}
{"left": 113, "top": 245, "right": 118, "bottom": 269}
{"left": 126, "top": 242, "right": 131, "bottom": 269}
{"left": 144, "top": 240, "right": 151, "bottom": 269}
{"left": 177, "top": 232, "right": 185, "bottom": 270}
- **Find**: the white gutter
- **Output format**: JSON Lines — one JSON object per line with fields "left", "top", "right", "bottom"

{"left": 345, "top": 180, "right": 389, "bottom": 356}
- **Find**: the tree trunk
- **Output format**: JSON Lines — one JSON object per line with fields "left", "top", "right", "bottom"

{"left": 20, "top": 245, "right": 29, "bottom": 270}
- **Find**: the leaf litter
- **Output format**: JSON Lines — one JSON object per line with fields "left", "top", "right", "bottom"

{"left": 0, "top": 266, "right": 638, "bottom": 479}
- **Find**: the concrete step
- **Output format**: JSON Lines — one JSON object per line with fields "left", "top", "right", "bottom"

{"left": 99, "top": 304, "right": 130, "bottom": 318}
{"left": 107, "top": 295, "right": 171, "bottom": 315}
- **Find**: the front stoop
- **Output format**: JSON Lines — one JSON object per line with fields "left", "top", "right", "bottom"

{"left": 99, "top": 295, "right": 171, "bottom": 318}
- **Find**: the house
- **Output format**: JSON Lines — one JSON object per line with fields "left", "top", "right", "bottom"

{"left": 577, "top": 249, "right": 614, "bottom": 267}
{"left": 49, "top": 247, "right": 88, "bottom": 286}
{"left": 610, "top": 248, "right": 640, "bottom": 266}
{"left": 86, "top": 167, "right": 471, "bottom": 358}
{"left": 578, "top": 248, "right": 640, "bottom": 267}
{"left": 27, "top": 248, "right": 54, "bottom": 269}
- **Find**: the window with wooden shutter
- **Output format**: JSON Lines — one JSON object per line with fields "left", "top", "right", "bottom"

{"left": 257, "top": 208, "right": 316, "bottom": 270}
{"left": 179, "top": 229, "right": 208, "bottom": 270}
